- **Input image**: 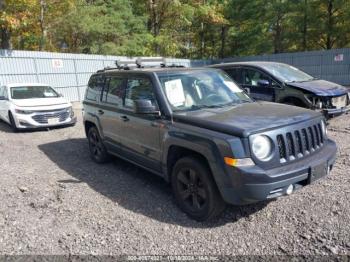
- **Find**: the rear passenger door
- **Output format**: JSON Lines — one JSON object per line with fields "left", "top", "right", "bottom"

{"left": 241, "top": 68, "right": 276, "bottom": 101}
{"left": 99, "top": 75, "right": 126, "bottom": 152}
{"left": 118, "top": 75, "right": 162, "bottom": 172}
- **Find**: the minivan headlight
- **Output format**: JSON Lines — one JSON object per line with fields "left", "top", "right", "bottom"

{"left": 251, "top": 135, "right": 272, "bottom": 161}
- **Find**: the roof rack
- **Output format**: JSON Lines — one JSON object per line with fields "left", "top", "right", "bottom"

{"left": 114, "top": 57, "right": 186, "bottom": 70}
{"left": 96, "top": 66, "right": 119, "bottom": 73}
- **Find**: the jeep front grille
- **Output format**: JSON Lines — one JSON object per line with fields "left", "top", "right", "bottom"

{"left": 277, "top": 122, "right": 324, "bottom": 163}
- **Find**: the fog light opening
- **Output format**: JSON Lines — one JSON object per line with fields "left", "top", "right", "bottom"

{"left": 286, "top": 184, "right": 294, "bottom": 195}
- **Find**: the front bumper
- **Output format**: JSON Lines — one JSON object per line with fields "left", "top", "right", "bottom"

{"left": 14, "top": 110, "right": 77, "bottom": 129}
{"left": 220, "top": 139, "right": 337, "bottom": 205}
{"left": 323, "top": 105, "right": 350, "bottom": 117}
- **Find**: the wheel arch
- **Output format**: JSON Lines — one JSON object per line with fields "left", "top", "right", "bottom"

{"left": 84, "top": 120, "right": 97, "bottom": 137}
{"left": 166, "top": 145, "right": 212, "bottom": 182}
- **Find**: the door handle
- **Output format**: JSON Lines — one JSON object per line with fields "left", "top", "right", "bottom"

{"left": 98, "top": 109, "right": 104, "bottom": 115}
{"left": 120, "top": 115, "right": 129, "bottom": 122}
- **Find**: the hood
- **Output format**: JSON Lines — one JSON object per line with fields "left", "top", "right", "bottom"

{"left": 287, "top": 79, "right": 348, "bottom": 96}
{"left": 11, "top": 97, "right": 70, "bottom": 107}
{"left": 173, "top": 102, "right": 321, "bottom": 137}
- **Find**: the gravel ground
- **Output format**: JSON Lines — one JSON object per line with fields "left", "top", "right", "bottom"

{"left": 0, "top": 108, "right": 349, "bottom": 256}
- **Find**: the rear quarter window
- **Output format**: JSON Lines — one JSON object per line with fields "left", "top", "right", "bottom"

{"left": 86, "top": 74, "right": 105, "bottom": 101}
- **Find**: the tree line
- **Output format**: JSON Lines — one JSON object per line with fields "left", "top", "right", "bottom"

{"left": 0, "top": 0, "right": 349, "bottom": 58}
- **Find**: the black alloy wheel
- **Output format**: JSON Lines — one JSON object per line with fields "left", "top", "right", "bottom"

{"left": 88, "top": 126, "right": 110, "bottom": 163}
{"left": 172, "top": 157, "right": 225, "bottom": 221}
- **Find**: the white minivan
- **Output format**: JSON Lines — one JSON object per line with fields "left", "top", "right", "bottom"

{"left": 0, "top": 83, "right": 76, "bottom": 131}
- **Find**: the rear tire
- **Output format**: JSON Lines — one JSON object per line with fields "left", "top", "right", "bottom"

{"left": 171, "top": 156, "right": 226, "bottom": 221}
{"left": 88, "top": 126, "right": 110, "bottom": 164}
{"left": 8, "top": 112, "right": 18, "bottom": 132}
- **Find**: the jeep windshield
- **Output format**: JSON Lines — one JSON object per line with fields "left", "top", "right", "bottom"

{"left": 260, "top": 63, "right": 315, "bottom": 83}
{"left": 157, "top": 70, "right": 251, "bottom": 111}
{"left": 11, "top": 86, "right": 59, "bottom": 99}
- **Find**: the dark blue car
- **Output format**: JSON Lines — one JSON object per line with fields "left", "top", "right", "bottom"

{"left": 210, "top": 61, "right": 350, "bottom": 117}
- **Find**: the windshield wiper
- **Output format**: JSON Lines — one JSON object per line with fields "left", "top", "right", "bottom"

{"left": 188, "top": 105, "right": 207, "bottom": 111}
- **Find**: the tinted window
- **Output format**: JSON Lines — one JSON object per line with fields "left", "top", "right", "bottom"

{"left": 11, "top": 86, "right": 59, "bottom": 99}
{"left": 259, "top": 63, "right": 314, "bottom": 83}
{"left": 124, "top": 77, "right": 156, "bottom": 108}
{"left": 243, "top": 69, "right": 270, "bottom": 86}
{"left": 86, "top": 74, "right": 105, "bottom": 101}
{"left": 225, "top": 68, "right": 243, "bottom": 84}
{"left": 0, "top": 87, "right": 3, "bottom": 97}
{"left": 103, "top": 77, "right": 124, "bottom": 105}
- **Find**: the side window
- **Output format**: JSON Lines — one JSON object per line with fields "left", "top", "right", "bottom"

{"left": 225, "top": 68, "right": 243, "bottom": 84}
{"left": 3, "top": 87, "right": 8, "bottom": 98}
{"left": 124, "top": 77, "right": 156, "bottom": 108}
{"left": 243, "top": 69, "right": 270, "bottom": 87}
{"left": 0, "top": 87, "right": 3, "bottom": 97}
{"left": 86, "top": 74, "right": 105, "bottom": 101}
{"left": 104, "top": 77, "right": 124, "bottom": 105}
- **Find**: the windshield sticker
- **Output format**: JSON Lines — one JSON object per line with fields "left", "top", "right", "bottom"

{"left": 164, "top": 79, "right": 186, "bottom": 106}
{"left": 224, "top": 81, "right": 242, "bottom": 93}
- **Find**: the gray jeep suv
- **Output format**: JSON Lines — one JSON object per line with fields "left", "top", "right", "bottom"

{"left": 83, "top": 59, "right": 337, "bottom": 221}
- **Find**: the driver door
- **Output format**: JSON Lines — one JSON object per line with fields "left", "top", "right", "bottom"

{"left": 241, "top": 68, "right": 276, "bottom": 101}
{"left": 118, "top": 76, "right": 162, "bottom": 172}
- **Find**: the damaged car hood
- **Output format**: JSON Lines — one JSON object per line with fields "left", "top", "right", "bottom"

{"left": 287, "top": 79, "right": 348, "bottom": 96}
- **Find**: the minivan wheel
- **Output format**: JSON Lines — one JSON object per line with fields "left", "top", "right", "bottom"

{"left": 88, "top": 126, "right": 110, "bottom": 163}
{"left": 8, "top": 112, "right": 18, "bottom": 132}
{"left": 171, "top": 157, "right": 226, "bottom": 221}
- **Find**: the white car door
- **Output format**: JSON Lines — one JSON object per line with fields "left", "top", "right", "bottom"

{"left": 0, "top": 86, "right": 9, "bottom": 121}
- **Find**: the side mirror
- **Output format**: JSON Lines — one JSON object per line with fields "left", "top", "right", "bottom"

{"left": 0, "top": 96, "right": 6, "bottom": 100}
{"left": 59, "top": 93, "right": 63, "bottom": 97}
{"left": 257, "top": 79, "right": 270, "bottom": 87}
{"left": 134, "top": 99, "right": 160, "bottom": 115}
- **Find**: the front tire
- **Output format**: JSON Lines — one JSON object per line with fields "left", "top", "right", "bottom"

{"left": 171, "top": 157, "right": 226, "bottom": 221}
{"left": 8, "top": 112, "right": 18, "bottom": 132}
{"left": 88, "top": 126, "right": 110, "bottom": 163}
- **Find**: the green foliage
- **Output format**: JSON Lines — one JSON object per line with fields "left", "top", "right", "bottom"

{"left": 1, "top": 0, "right": 350, "bottom": 57}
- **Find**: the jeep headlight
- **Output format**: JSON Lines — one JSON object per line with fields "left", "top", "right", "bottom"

{"left": 251, "top": 135, "right": 272, "bottom": 161}
{"left": 321, "top": 120, "right": 327, "bottom": 137}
